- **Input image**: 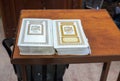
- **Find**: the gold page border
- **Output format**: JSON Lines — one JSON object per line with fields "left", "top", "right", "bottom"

{"left": 62, "top": 37, "right": 80, "bottom": 43}
{"left": 56, "top": 21, "right": 85, "bottom": 45}
{"left": 60, "top": 24, "right": 77, "bottom": 37}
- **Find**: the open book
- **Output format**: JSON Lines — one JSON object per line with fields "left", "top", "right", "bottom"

{"left": 18, "top": 18, "right": 91, "bottom": 55}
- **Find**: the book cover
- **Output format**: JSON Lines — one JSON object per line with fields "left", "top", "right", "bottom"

{"left": 18, "top": 18, "right": 91, "bottom": 55}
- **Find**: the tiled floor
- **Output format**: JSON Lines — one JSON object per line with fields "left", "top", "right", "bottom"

{"left": 0, "top": 18, "right": 120, "bottom": 81}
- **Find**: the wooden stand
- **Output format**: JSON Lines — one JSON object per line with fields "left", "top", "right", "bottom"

{"left": 12, "top": 9, "right": 120, "bottom": 81}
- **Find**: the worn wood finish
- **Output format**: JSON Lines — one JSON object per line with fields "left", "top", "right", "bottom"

{"left": 100, "top": 62, "right": 111, "bottom": 81}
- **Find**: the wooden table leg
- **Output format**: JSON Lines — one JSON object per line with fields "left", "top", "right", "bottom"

{"left": 21, "top": 65, "right": 27, "bottom": 81}
{"left": 117, "top": 72, "right": 120, "bottom": 81}
{"left": 100, "top": 62, "right": 111, "bottom": 81}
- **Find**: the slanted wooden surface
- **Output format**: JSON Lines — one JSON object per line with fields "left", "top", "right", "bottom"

{"left": 12, "top": 9, "right": 120, "bottom": 64}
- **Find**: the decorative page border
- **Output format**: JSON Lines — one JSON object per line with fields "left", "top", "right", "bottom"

{"left": 20, "top": 20, "right": 48, "bottom": 44}
{"left": 27, "top": 23, "right": 44, "bottom": 35}
{"left": 60, "top": 24, "right": 77, "bottom": 37}
{"left": 62, "top": 37, "right": 80, "bottom": 43}
{"left": 56, "top": 21, "right": 85, "bottom": 45}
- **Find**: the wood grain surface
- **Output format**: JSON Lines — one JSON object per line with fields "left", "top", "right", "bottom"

{"left": 12, "top": 9, "right": 120, "bottom": 64}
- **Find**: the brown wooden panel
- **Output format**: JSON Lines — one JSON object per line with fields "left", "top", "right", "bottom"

{"left": 72, "top": 0, "right": 81, "bottom": 9}
{"left": 44, "top": 0, "right": 73, "bottom": 9}
{"left": 0, "top": 0, "right": 17, "bottom": 37}
{"left": 14, "top": 0, "right": 44, "bottom": 27}
{"left": 0, "top": 0, "right": 44, "bottom": 37}
{"left": 1, "top": 0, "right": 82, "bottom": 37}
{"left": 14, "top": 0, "right": 43, "bottom": 10}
